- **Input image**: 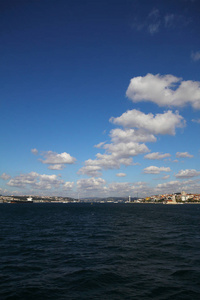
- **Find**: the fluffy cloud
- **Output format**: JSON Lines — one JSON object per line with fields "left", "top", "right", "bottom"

{"left": 156, "top": 180, "right": 182, "bottom": 192}
{"left": 143, "top": 166, "right": 171, "bottom": 174}
{"left": 107, "top": 181, "right": 152, "bottom": 197}
{"left": 40, "top": 151, "right": 76, "bottom": 164}
{"left": 175, "top": 169, "right": 200, "bottom": 178}
{"left": 94, "top": 142, "right": 106, "bottom": 148}
{"left": 191, "top": 51, "right": 200, "bottom": 62}
{"left": 116, "top": 173, "right": 126, "bottom": 177}
{"left": 144, "top": 152, "right": 171, "bottom": 160}
{"left": 104, "top": 142, "right": 149, "bottom": 158}
{"left": 0, "top": 188, "right": 8, "bottom": 194}
{"left": 84, "top": 154, "right": 133, "bottom": 171}
{"left": 192, "top": 119, "right": 200, "bottom": 123}
{"left": 126, "top": 73, "right": 200, "bottom": 109}
{"left": 48, "top": 164, "right": 65, "bottom": 170}
{"left": 77, "top": 177, "right": 106, "bottom": 192}
{"left": 7, "top": 172, "right": 38, "bottom": 187}
{"left": 63, "top": 182, "right": 74, "bottom": 190}
{"left": 79, "top": 141, "right": 147, "bottom": 175}
{"left": 79, "top": 96, "right": 184, "bottom": 176}
{"left": 162, "top": 175, "right": 170, "bottom": 180}
{"left": 77, "top": 179, "right": 152, "bottom": 198}
{"left": 156, "top": 179, "right": 200, "bottom": 194}
{"left": 110, "top": 109, "right": 185, "bottom": 135}
{"left": 31, "top": 148, "right": 38, "bottom": 155}
{"left": 176, "top": 152, "right": 194, "bottom": 158}
{"left": 79, "top": 134, "right": 149, "bottom": 176}
{"left": 7, "top": 172, "right": 64, "bottom": 190}
{"left": 78, "top": 165, "right": 102, "bottom": 177}
{"left": 0, "top": 173, "right": 11, "bottom": 180}
{"left": 110, "top": 128, "right": 157, "bottom": 143}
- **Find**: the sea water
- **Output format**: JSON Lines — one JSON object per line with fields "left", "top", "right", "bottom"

{"left": 0, "top": 203, "right": 200, "bottom": 299}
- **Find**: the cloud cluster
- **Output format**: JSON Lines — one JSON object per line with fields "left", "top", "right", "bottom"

{"left": 144, "top": 152, "right": 171, "bottom": 160}
{"left": 126, "top": 74, "right": 200, "bottom": 109}
{"left": 32, "top": 150, "right": 76, "bottom": 170}
{"left": 176, "top": 152, "right": 193, "bottom": 158}
{"left": 175, "top": 169, "right": 200, "bottom": 178}
{"left": 7, "top": 172, "right": 62, "bottom": 190}
{"left": 31, "top": 148, "right": 38, "bottom": 155}
{"left": 3, "top": 72, "right": 198, "bottom": 198}
{"left": 78, "top": 139, "right": 149, "bottom": 177}
{"left": 116, "top": 173, "right": 126, "bottom": 177}
{"left": 76, "top": 178, "right": 152, "bottom": 198}
{"left": 40, "top": 151, "right": 76, "bottom": 164}
{"left": 77, "top": 177, "right": 106, "bottom": 192}
{"left": 143, "top": 166, "right": 171, "bottom": 174}
{"left": 6, "top": 172, "right": 74, "bottom": 192}
{"left": 110, "top": 110, "right": 185, "bottom": 135}
{"left": 110, "top": 128, "right": 157, "bottom": 143}
{"left": 156, "top": 179, "right": 200, "bottom": 194}
{"left": 192, "top": 119, "right": 200, "bottom": 124}
{"left": 79, "top": 81, "right": 186, "bottom": 178}
{"left": 0, "top": 173, "right": 11, "bottom": 180}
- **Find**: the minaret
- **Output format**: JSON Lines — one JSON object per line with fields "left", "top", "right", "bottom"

{"left": 129, "top": 195, "right": 131, "bottom": 202}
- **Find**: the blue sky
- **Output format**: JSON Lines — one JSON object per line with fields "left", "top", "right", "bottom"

{"left": 1, "top": 0, "right": 200, "bottom": 198}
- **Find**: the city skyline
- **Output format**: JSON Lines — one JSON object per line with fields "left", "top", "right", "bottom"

{"left": 1, "top": 0, "right": 200, "bottom": 198}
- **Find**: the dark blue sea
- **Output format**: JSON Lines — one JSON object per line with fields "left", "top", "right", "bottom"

{"left": 0, "top": 203, "right": 200, "bottom": 300}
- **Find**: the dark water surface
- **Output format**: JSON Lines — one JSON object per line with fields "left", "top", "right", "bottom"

{"left": 0, "top": 203, "right": 200, "bottom": 299}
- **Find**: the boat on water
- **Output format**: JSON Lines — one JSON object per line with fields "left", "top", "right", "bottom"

{"left": 27, "top": 197, "right": 33, "bottom": 202}
{"left": 10, "top": 197, "right": 33, "bottom": 204}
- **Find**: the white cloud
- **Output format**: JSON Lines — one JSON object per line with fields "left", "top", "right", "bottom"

{"left": 94, "top": 142, "right": 106, "bottom": 148}
{"left": 156, "top": 178, "right": 200, "bottom": 194}
{"left": 78, "top": 165, "right": 102, "bottom": 177}
{"left": 191, "top": 51, "right": 200, "bottom": 62}
{"left": 31, "top": 148, "right": 38, "bottom": 155}
{"left": 0, "top": 173, "right": 11, "bottom": 180}
{"left": 156, "top": 180, "right": 182, "bottom": 192}
{"left": 192, "top": 119, "right": 200, "bottom": 123}
{"left": 144, "top": 152, "right": 171, "bottom": 160}
{"left": 176, "top": 152, "right": 193, "bottom": 158}
{"left": 7, "top": 172, "right": 64, "bottom": 190}
{"left": 107, "top": 181, "right": 152, "bottom": 197}
{"left": 85, "top": 154, "right": 133, "bottom": 170}
{"left": 48, "top": 164, "right": 65, "bottom": 170}
{"left": 143, "top": 166, "right": 171, "bottom": 174}
{"left": 162, "top": 175, "right": 170, "bottom": 180}
{"left": 172, "top": 159, "right": 179, "bottom": 163}
{"left": 76, "top": 178, "right": 154, "bottom": 198}
{"left": 40, "top": 151, "right": 76, "bottom": 165}
{"left": 79, "top": 134, "right": 149, "bottom": 175}
{"left": 116, "top": 173, "right": 126, "bottom": 177}
{"left": 7, "top": 172, "right": 38, "bottom": 187}
{"left": 80, "top": 141, "right": 148, "bottom": 174}
{"left": 77, "top": 177, "right": 106, "bottom": 192}
{"left": 0, "top": 188, "right": 9, "bottom": 194}
{"left": 104, "top": 142, "right": 149, "bottom": 158}
{"left": 175, "top": 169, "right": 200, "bottom": 178}
{"left": 63, "top": 182, "right": 74, "bottom": 190}
{"left": 110, "top": 128, "right": 157, "bottom": 143}
{"left": 126, "top": 73, "right": 200, "bottom": 109}
{"left": 110, "top": 109, "right": 185, "bottom": 135}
